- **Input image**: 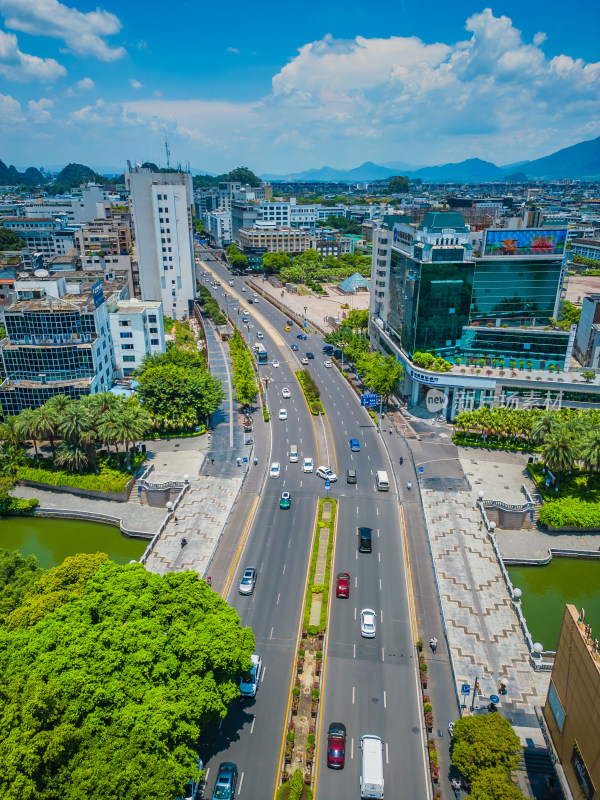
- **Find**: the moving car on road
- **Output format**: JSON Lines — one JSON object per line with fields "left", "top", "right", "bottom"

{"left": 297, "top": 333, "right": 307, "bottom": 340}
{"left": 270, "top": 462, "right": 281, "bottom": 478}
{"left": 282, "top": 387, "right": 291, "bottom": 398}
{"left": 212, "top": 762, "right": 238, "bottom": 800}
{"left": 346, "top": 468, "right": 357, "bottom": 484}
{"left": 284, "top": 325, "right": 291, "bottom": 331}
{"left": 358, "top": 526, "right": 372, "bottom": 553}
{"left": 239, "top": 567, "right": 257, "bottom": 596}
{"left": 291, "top": 344, "right": 299, "bottom": 351}
{"left": 306, "top": 352, "right": 314, "bottom": 359}
{"left": 303, "top": 457, "right": 314, "bottom": 473}
{"left": 280, "top": 491, "right": 291, "bottom": 509}
{"left": 324, "top": 360, "right": 332, "bottom": 368}
{"left": 335, "top": 572, "right": 350, "bottom": 598}
{"left": 278, "top": 408, "right": 287, "bottom": 420}
{"left": 327, "top": 722, "right": 347, "bottom": 769}
{"left": 349, "top": 438, "right": 360, "bottom": 451}
{"left": 361, "top": 608, "right": 377, "bottom": 638}
{"left": 241, "top": 287, "right": 246, "bottom": 292}
{"left": 301, "top": 357, "right": 309, "bottom": 365}
{"left": 240, "top": 654, "right": 262, "bottom": 697}
{"left": 316, "top": 466, "right": 337, "bottom": 482}
{"left": 272, "top": 359, "right": 280, "bottom": 368}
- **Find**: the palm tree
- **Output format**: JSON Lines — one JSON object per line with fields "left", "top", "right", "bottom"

{"left": 55, "top": 440, "right": 92, "bottom": 473}
{"left": 46, "top": 394, "right": 70, "bottom": 417}
{"left": 542, "top": 426, "right": 578, "bottom": 489}
{"left": 33, "top": 403, "right": 60, "bottom": 458}
{"left": 13, "top": 409, "right": 40, "bottom": 457}
{"left": 531, "top": 411, "right": 558, "bottom": 446}
{"left": 0, "top": 416, "right": 25, "bottom": 448}
{"left": 114, "top": 406, "right": 151, "bottom": 465}
{"left": 58, "top": 403, "right": 94, "bottom": 446}
{"left": 98, "top": 409, "right": 123, "bottom": 454}
{"left": 580, "top": 429, "right": 600, "bottom": 488}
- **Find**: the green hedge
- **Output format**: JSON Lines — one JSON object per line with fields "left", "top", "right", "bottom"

{"left": 303, "top": 498, "right": 336, "bottom": 635}
{"left": 538, "top": 499, "right": 600, "bottom": 528}
{"left": 0, "top": 496, "right": 38, "bottom": 516}
{"left": 453, "top": 432, "right": 538, "bottom": 452}
{"left": 16, "top": 457, "right": 144, "bottom": 494}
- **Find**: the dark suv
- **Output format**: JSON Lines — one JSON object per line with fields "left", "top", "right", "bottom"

{"left": 358, "top": 526, "right": 372, "bottom": 553}
{"left": 212, "top": 762, "right": 238, "bottom": 799}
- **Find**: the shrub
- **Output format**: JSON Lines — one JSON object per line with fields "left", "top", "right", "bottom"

{"left": 16, "top": 464, "right": 135, "bottom": 493}
{"left": 538, "top": 498, "right": 600, "bottom": 528}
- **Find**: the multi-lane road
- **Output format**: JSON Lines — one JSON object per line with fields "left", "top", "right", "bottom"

{"left": 195, "top": 249, "right": 429, "bottom": 799}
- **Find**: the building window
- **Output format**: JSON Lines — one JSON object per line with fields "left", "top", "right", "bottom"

{"left": 119, "top": 332, "right": 133, "bottom": 339}
{"left": 148, "top": 315, "right": 157, "bottom": 323}
{"left": 150, "top": 338, "right": 159, "bottom": 345}
{"left": 149, "top": 327, "right": 158, "bottom": 333}
{"left": 123, "top": 355, "right": 136, "bottom": 362}
{"left": 122, "top": 344, "right": 134, "bottom": 350}
{"left": 119, "top": 320, "right": 130, "bottom": 327}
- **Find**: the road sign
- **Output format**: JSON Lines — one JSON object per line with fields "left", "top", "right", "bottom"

{"left": 418, "top": 466, "right": 424, "bottom": 474}
{"left": 325, "top": 480, "right": 331, "bottom": 489}
{"left": 242, "top": 457, "right": 248, "bottom": 463}
{"left": 361, "top": 393, "right": 378, "bottom": 407}
{"left": 461, "top": 684, "right": 471, "bottom": 695}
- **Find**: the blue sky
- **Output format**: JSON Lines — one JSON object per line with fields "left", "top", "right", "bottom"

{"left": 0, "top": 0, "right": 599, "bottom": 174}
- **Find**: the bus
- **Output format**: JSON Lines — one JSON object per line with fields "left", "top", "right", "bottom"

{"left": 254, "top": 343, "right": 268, "bottom": 364}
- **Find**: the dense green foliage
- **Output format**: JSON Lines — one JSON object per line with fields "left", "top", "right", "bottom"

{"left": 16, "top": 458, "right": 141, "bottom": 493}
{"left": 262, "top": 251, "right": 291, "bottom": 274}
{"left": 387, "top": 175, "right": 410, "bottom": 193}
{"left": 136, "top": 347, "right": 224, "bottom": 427}
{"left": 0, "top": 550, "right": 42, "bottom": 627}
{"left": 0, "top": 229, "right": 25, "bottom": 250}
{"left": 229, "top": 330, "right": 258, "bottom": 405}
{"left": 550, "top": 300, "right": 581, "bottom": 330}
{"left": 197, "top": 285, "right": 227, "bottom": 324}
{"left": 303, "top": 498, "right": 336, "bottom": 635}
{"left": 276, "top": 769, "right": 313, "bottom": 799}
{"left": 0, "top": 558, "right": 254, "bottom": 799}
{"left": 318, "top": 214, "right": 362, "bottom": 235}
{"left": 163, "top": 316, "right": 198, "bottom": 352}
{"left": 193, "top": 166, "right": 260, "bottom": 190}
{"left": 278, "top": 249, "right": 371, "bottom": 285}
{"left": 412, "top": 351, "right": 453, "bottom": 371}
{"left": 451, "top": 713, "right": 522, "bottom": 788}
{"left": 572, "top": 254, "right": 600, "bottom": 269}
{"left": 538, "top": 497, "right": 600, "bottom": 528}
{"left": 356, "top": 352, "right": 404, "bottom": 401}
{"left": 295, "top": 370, "right": 323, "bottom": 415}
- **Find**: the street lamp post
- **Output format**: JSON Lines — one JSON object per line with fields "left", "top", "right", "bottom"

{"left": 263, "top": 376, "right": 270, "bottom": 411}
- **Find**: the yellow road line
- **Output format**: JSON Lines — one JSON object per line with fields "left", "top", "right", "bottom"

{"left": 312, "top": 498, "right": 340, "bottom": 799}
{"left": 400, "top": 502, "right": 419, "bottom": 641}
{"left": 221, "top": 495, "right": 259, "bottom": 599}
{"left": 272, "top": 499, "right": 321, "bottom": 800}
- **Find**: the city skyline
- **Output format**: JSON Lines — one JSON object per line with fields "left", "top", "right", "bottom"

{"left": 0, "top": 0, "right": 599, "bottom": 173}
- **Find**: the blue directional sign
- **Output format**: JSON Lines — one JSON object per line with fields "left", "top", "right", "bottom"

{"left": 418, "top": 467, "right": 424, "bottom": 474}
{"left": 325, "top": 480, "right": 331, "bottom": 489}
{"left": 461, "top": 684, "right": 471, "bottom": 695}
{"left": 361, "top": 393, "right": 378, "bottom": 407}
{"left": 242, "top": 457, "right": 248, "bottom": 463}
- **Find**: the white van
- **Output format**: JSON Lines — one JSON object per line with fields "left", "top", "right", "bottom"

{"left": 376, "top": 471, "right": 389, "bottom": 491}
{"left": 289, "top": 445, "right": 298, "bottom": 463}
{"left": 360, "top": 735, "right": 384, "bottom": 798}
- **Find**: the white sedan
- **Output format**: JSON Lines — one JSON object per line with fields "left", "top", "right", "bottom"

{"left": 303, "top": 458, "right": 314, "bottom": 473}
{"left": 324, "top": 360, "right": 333, "bottom": 368}
{"left": 278, "top": 408, "right": 288, "bottom": 420}
{"left": 316, "top": 466, "right": 337, "bottom": 482}
{"left": 282, "top": 387, "right": 291, "bottom": 399}
{"left": 301, "top": 357, "right": 309, "bottom": 365}
{"left": 270, "top": 462, "right": 281, "bottom": 478}
{"left": 241, "top": 286, "right": 247, "bottom": 292}
{"left": 361, "top": 608, "right": 377, "bottom": 638}
{"left": 272, "top": 360, "right": 280, "bottom": 368}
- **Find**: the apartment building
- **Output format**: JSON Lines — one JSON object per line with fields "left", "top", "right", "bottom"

{"left": 1, "top": 217, "right": 77, "bottom": 263}
{"left": 239, "top": 226, "right": 310, "bottom": 255}
{"left": 570, "top": 238, "right": 600, "bottom": 261}
{"left": 126, "top": 167, "right": 195, "bottom": 319}
{"left": 202, "top": 210, "right": 232, "bottom": 247}
{"left": 24, "top": 184, "right": 110, "bottom": 225}
{"left": 108, "top": 299, "right": 165, "bottom": 378}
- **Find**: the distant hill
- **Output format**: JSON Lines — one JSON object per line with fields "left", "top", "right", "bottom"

{"left": 263, "top": 161, "right": 404, "bottom": 182}
{"left": 406, "top": 158, "right": 505, "bottom": 182}
{"left": 52, "top": 163, "right": 106, "bottom": 191}
{"left": 0, "top": 160, "right": 46, "bottom": 187}
{"left": 519, "top": 135, "right": 600, "bottom": 180}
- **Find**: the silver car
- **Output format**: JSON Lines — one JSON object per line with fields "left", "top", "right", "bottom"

{"left": 239, "top": 567, "right": 257, "bottom": 595}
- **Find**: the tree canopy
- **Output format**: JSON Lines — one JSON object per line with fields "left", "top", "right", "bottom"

{"left": 387, "top": 175, "right": 410, "bottom": 194}
{"left": 0, "top": 229, "right": 25, "bottom": 250}
{"left": 0, "top": 557, "right": 254, "bottom": 800}
{"left": 451, "top": 713, "right": 521, "bottom": 783}
{"left": 136, "top": 363, "right": 224, "bottom": 425}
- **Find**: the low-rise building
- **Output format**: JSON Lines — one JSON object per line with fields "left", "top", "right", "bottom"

{"left": 108, "top": 299, "right": 165, "bottom": 378}
{"left": 570, "top": 238, "right": 600, "bottom": 261}
{"left": 239, "top": 226, "right": 310, "bottom": 255}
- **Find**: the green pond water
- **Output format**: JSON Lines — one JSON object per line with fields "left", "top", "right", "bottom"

{"left": 507, "top": 559, "right": 600, "bottom": 651}
{"left": 0, "top": 516, "right": 146, "bottom": 570}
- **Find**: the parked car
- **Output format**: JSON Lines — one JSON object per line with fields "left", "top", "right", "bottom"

{"left": 239, "top": 567, "right": 257, "bottom": 595}
{"left": 212, "top": 762, "right": 238, "bottom": 800}
{"left": 270, "top": 462, "right": 281, "bottom": 478}
{"left": 361, "top": 608, "right": 377, "bottom": 638}
{"left": 278, "top": 408, "right": 288, "bottom": 420}
{"left": 280, "top": 491, "right": 291, "bottom": 510}
{"left": 316, "top": 466, "right": 337, "bottom": 482}
{"left": 303, "top": 457, "right": 314, "bottom": 473}
{"left": 327, "top": 722, "right": 347, "bottom": 769}
{"left": 282, "top": 387, "right": 291, "bottom": 398}
{"left": 346, "top": 468, "right": 357, "bottom": 484}
{"left": 349, "top": 438, "right": 360, "bottom": 452}
{"left": 240, "top": 654, "right": 262, "bottom": 697}
{"left": 336, "top": 572, "right": 350, "bottom": 598}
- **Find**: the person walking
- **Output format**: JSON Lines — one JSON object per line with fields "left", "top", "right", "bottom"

{"left": 430, "top": 637, "right": 438, "bottom": 653}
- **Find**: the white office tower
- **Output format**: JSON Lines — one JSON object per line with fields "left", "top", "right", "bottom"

{"left": 126, "top": 167, "right": 196, "bottom": 319}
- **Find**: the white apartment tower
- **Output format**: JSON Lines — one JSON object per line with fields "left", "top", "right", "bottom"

{"left": 126, "top": 167, "right": 196, "bottom": 319}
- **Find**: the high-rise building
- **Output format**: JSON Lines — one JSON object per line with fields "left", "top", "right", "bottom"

{"left": 126, "top": 167, "right": 195, "bottom": 319}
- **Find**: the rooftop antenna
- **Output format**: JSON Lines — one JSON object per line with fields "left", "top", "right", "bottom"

{"left": 165, "top": 135, "right": 171, "bottom": 170}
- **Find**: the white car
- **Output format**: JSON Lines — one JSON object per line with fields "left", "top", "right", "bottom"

{"left": 256, "top": 331, "right": 264, "bottom": 339}
{"left": 316, "top": 466, "right": 337, "bottom": 482}
{"left": 241, "top": 286, "right": 247, "bottom": 292}
{"left": 272, "top": 360, "right": 280, "bottom": 368}
{"left": 324, "top": 360, "right": 332, "bottom": 368}
{"left": 282, "top": 387, "right": 291, "bottom": 399}
{"left": 303, "top": 457, "right": 314, "bottom": 473}
{"left": 270, "top": 462, "right": 281, "bottom": 478}
{"left": 278, "top": 408, "right": 288, "bottom": 420}
{"left": 361, "top": 608, "right": 377, "bottom": 638}
{"left": 240, "top": 654, "right": 262, "bottom": 697}
{"left": 253, "top": 296, "right": 259, "bottom": 303}
{"left": 301, "top": 357, "right": 309, "bottom": 365}
{"left": 229, "top": 280, "right": 234, "bottom": 286}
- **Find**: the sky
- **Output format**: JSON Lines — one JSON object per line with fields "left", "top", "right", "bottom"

{"left": 0, "top": 0, "right": 599, "bottom": 175}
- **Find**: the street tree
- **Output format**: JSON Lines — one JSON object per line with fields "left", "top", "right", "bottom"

{"left": 468, "top": 767, "right": 527, "bottom": 800}
{"left": 136, "top": 364, "right": 224, "bottom": 424}
{"left": 262, "top": 251, "right": 291, "bottom": 274}
{"left": 451, "top": 713, "right": 521, "bottom": 783}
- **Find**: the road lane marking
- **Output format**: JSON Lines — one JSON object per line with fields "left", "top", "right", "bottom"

{"left": 250, "top": 716, "right": 255, "bottom": 734}
{"left": 261, "top": 667, "right": 266, "bottom": 682}
{"left": 355, "top": 576, "right": 358, "bottom": 587}
{"left": 379, "top": 578, "right": 382, "bottom": 591}
{"left": 376, "top": 508, "right": 379, "bottom": 516}
{"left": 354, "top": 607, "right": 357, "bottom": 620}
{"left": 386, "top": 743, "right": 389, "bottom": 764}
{"left": 377, "top": 528, "right": 380, "bottom": 537}
{"left": 277, "top": 593, "right": 280, "bottom": 605}
{"left": 384, "top": 691, "right": 387, "bottom": 709}
{"left": 353, "top": 643, "right": 356, "bottom": 659}
{"left": 222, "top": 495, "right": 260, "bottom": 599}
{"left": 282, "top": 563, "right": 286, "bottom": 574}
{"left": 382, "top": 647, "right": 385, "bottom": 662}
{"left": 381, "top": 609, "right": 384, "bottom": 623}
{"left": 378, "top": 552, "right": 381, "bottom": 562}
{"left": 270, "top": 627, "right": 274, "bottom": 639}
{"left": 288, "top": 538, "right": 291, "bottom": 548}
{"left": 239, "top": 772, "right": 244, "bottom": 794}
{"left": 351, "top": 738, "right": 354, "bottom": 759}
{"left": 352, "top": 686, "right": 355, "bottom": 704}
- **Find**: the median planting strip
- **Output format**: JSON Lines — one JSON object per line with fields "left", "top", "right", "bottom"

{"left": 278, "top": 498, "right": 336, "bottom": 794}
{"left": 295, "top": 370, "right": 324, "bottom": 416}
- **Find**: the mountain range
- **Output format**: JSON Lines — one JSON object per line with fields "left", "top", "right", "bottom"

{"left": 261, "top": 135, "right": 600, "bottom": 183}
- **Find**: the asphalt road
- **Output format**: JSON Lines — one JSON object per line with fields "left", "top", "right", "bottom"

{"left": 195, "top": 248, "right": 428, "bottom": 799}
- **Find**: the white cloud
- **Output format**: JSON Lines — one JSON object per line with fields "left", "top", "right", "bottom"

{"left": 0, "top": 0, "right": 126, "bottom": 61}
{"left": 0, "top": 28, "right": 66, "bottom": 81}
{"left": 129, "top": 78, "right": 143, "bottom": 89}
{"left": 77, "top": 76, "right": 94, "bottom": 90}
{"left": 533, "top": 32, "right": 547, "bottom": 46}
{"left": 0, "top": 92, "right": 24, "bottom": 122}
{"left": 227, "top": 46, "right": 240, "bottom": 54}
{"left": 28, "top": 96, "right": 53, "bottom": 122}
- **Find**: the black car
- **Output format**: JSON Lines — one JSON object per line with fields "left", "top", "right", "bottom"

{"left": 306, "top": 352, "right": 314, "bottom": 359}
{"left": 212, "top": 762, "right": 238, "bottom": 799}
{"left": 358, "top": 526, "right": 372, "bottom": 553}
{"left": 346, "top": 468, "right": 357, "bottom": 484}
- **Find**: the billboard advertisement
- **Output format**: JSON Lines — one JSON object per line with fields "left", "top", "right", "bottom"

{"left": 483, "top": 228, "right": 567, "bottom": 257}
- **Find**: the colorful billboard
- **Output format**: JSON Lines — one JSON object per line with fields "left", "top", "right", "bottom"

{"left": 483, "top": 228, "right": 567, "bottom": 257}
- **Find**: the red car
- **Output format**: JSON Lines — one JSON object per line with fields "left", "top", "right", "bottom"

{"left": 336, "top": 572, "right": 350, "bottom": 598}
{"left": 327, "top": 722, "right": 346, "bottom": 768}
